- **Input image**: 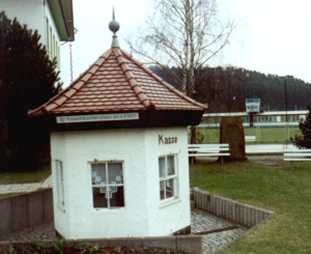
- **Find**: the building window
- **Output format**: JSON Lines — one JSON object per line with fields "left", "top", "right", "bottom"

{"left": 55, "top": 160, "right": 65, "bottom": 209}
{"left": 159, "top": 155, "right": 178, "bottom": 201}
{"left": 49, "top": 27, "right": 53, "bottom": 56}
{"left": 46, "top": 17, "right": 50, "bottom": 52}
{"left": 52, "top": 34, "right": 55, "bottom": 58}
{"left": 53, "top": 35, "right": 58, "bottom": 61}
{"left": 56, "top": 43, "right": 60, "bottom": 68}
{"left": 91, "top": 161, "right": 124, "bottom": 209}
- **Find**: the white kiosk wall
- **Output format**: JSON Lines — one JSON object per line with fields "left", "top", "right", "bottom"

{"left": 145, "top": 128, "right": 191, "bottom": 236}
{"left": 50, "top": 127, "right": 190, "bottom": 239}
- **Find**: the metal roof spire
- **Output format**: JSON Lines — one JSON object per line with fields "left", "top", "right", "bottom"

{"left": 109, "top": 7, "right": 120, "bottom": 48}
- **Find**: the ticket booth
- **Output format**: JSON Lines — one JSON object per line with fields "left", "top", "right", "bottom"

{"left": 29, "top": 16, "right": 206, "bottom": 239}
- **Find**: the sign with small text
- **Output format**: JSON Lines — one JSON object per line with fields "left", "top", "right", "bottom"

{"left": 56, "top": 113, "right": 139, "bottom": 124}
{"left": 245, "top": 98, "right": 261, "bottom": 113}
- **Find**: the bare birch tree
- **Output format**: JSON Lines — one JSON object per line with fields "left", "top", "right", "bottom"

{"left": 128, "top": 0, "right": 233, "bottom": 146}
{"left": 129, "top": 0, "right": 234, "bottom": 98}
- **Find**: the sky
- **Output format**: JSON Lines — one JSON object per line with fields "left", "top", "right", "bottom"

{"left": 60, "top": 0, "right": 311, "bottom": 86}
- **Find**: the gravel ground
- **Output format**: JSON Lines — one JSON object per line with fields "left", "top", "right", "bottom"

{"left": 200, "top": 228, "right": 246, "bottom": 254}
{"left": 191, "top": 209, "right": 247, "bottom": 254}
{"left": 191, "top": 209, "right": 233, "bottom": 233}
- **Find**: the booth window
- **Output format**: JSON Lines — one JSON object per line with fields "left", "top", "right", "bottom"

{"left": 55, "top": 160, "right": 65, "bottom": 209}
{"left": 91, "top": 162, "right": 124, "bottom": 208}
{"left": 159, "top": 155, "right": 178, "bottom": 201}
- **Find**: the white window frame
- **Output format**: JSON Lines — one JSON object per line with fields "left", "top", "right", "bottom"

{"left": 159, "top": 154, "right": 178, "bottom": 202}
{"left": 91, "top": 161, "right": 125, "bottom": 209}
{"left": 55, "top": 160, "right": 65, "bottom": 210}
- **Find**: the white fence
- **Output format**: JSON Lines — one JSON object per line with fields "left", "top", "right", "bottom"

{"left": 188, "top": 144, "right": 295, "bottom": 156}
{"left": 189, "top": 144, "right": 311, "bottom": 158}
{"left": 245, "top": 144, "right": 293, "bottom": 155}
{"left": 284, "top": 148, "right": 311, "bottom": 161}
{"left": 188, "top": 144, "right": 230, "bottom": 158}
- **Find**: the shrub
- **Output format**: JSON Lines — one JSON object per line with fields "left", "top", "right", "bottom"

{"left": 291, "top": 107, "right": 311, "bottom": 148}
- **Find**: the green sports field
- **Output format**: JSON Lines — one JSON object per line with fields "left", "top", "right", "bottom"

{"left": 197, "top": 127, "right": 301, "bottom": 144}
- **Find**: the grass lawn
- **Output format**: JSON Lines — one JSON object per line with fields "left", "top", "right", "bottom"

{"left": 0, "top": 168, "right": 50, "bottom": 185}
{"left": 191, "top": 159, "right": 311, "bottom": 254}
{"left": 198, "top": 127, "right": 300, "bottom": 144}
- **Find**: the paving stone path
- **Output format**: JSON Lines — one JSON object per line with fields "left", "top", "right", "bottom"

{"left": 191, "top": 209, "right": 247, "bottom": 254}
{"left": 2, "top": 209, "right": 246, "bottom": 254}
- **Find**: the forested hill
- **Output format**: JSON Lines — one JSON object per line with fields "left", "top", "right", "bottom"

{"left": 151, "top": 66, "right": 311, "bottom": 113}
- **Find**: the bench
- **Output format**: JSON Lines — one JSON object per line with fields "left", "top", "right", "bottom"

{"left": 188, "top": 144, "right": 230, "bottom": 158}
{"left": 284, "top": 148, "right": 311, "bottom": 161}
{"left": 245, "top": 135, "right": 256, "bottom": 142}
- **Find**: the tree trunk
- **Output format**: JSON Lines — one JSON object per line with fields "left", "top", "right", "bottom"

{"left": 220, "top": 116, "right": 246, "bottom": 161}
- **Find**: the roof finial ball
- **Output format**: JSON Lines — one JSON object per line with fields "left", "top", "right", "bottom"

{"left": 109, "top": 8, "right": 120, "bottom": 48}
{"left": 109, "top": 8, "right": 120, "bottom": 34}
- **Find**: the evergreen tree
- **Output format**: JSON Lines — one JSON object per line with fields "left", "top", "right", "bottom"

{"left": 0, "top": 12, "right": 61, "bottom": 171}
{"left": 292, "top": 107, "right": 311, "bottom": 148}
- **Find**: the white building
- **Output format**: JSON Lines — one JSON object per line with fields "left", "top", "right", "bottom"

{"left": 0, "top": 0, "right": 74, "bottom": 71}
{"left": 29, "top": 18, "right": 206, "bottom": 239}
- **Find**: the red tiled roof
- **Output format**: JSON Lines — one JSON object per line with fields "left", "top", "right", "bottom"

{"left": 29, "top": 48, "right": 206, "bottom": 117}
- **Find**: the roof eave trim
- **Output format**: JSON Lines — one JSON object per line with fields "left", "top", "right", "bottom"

{"left": 47, "top": 0, "right": 74, "bottom": 41}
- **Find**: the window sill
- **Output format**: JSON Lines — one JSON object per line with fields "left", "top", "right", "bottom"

{"left": 159, "top": 198, "right": 181, "bottom": 209}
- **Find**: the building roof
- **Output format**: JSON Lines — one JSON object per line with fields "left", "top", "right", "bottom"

{"left": 29, "top": 48, "right": 206, "bottom": 117}
{"left": 47, "top": 0, "right": 74, "bottom": 41}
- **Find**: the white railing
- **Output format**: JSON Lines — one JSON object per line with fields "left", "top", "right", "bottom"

{"left": 284, "top": 148, "right": 311, "bottom": 161}
{"left": 188, "top": 144, "right": 230, "bottom": 157}
{"left": 246, "top": 144, "right": 287, "bottom": 154}
{"left": 189, "top": 143, "right": 311, "bottom": 160}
